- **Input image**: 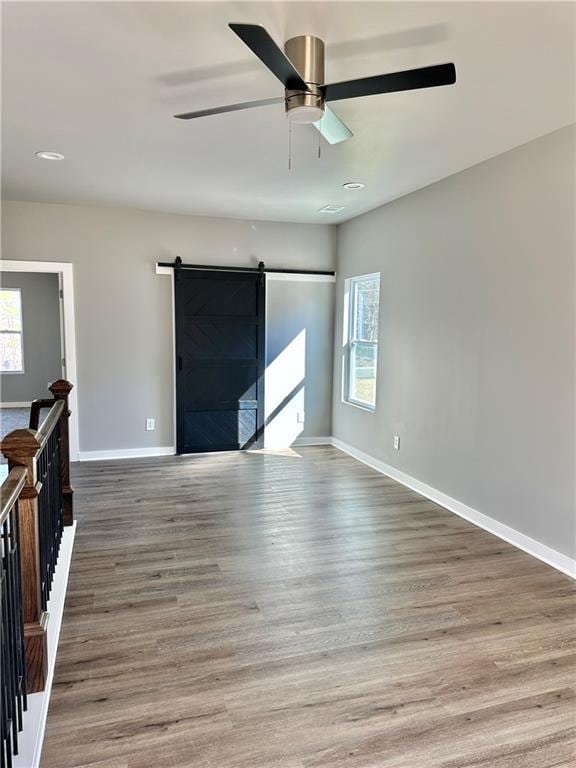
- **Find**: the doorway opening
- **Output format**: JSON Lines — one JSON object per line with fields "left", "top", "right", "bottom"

{"left": 0, "top": 261, "right": 79, "bottom": 460}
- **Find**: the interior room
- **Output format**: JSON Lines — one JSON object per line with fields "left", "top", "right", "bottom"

{"left": 1, "top": 2, "right": 574, "bottom": 767}
{"left": 0, "top": 271, "right": 63, "bottom": 451}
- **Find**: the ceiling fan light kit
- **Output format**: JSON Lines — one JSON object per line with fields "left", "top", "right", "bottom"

{"left": 284, "top": 35, "right": 325, "bottom": 124}
{"left": 175, "top": 23, "right": 456, "bottom": 154}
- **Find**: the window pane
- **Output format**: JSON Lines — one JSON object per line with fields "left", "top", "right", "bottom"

{"left": 0, "top": 290, "right": 22, "bottom": 331}
{"left": 352, "top": 277, "right": 379, "bottom": 342}
{"left": 346, "top": 273, "right": 380, "bottom": 409}
{"left": 350, "top": 341, "right": 376, "bottom": 406}
{"left": 1, "top": 333, "right": 23, "bottom": 372}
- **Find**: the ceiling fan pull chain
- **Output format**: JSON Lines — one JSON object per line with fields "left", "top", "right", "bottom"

{"left": 318, "top": 115, "right": 322, "bottom": 160}
{"left": 288, "top": 120, "right": 292, "bottom": 171}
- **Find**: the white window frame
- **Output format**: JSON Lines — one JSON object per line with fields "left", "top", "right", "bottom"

{"left": 343, "top": 272, "right": 380, "bottom": 411}
{"left": 0, "top": 287, "right": 25, "bottom": 374}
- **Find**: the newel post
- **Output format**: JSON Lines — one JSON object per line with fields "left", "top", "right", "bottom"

{"left": 49, "top": 379, "right": 74, "bottom": 525}
{"left": 1, "top": 429, "right": 48, "bottom": 693}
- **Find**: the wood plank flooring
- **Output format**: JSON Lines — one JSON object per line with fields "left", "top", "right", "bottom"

{"left": 41, "top": 446, "right": 575, "bottom": 767}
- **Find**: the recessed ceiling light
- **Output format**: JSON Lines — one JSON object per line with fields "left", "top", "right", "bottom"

{"left": 342, "top": 182, "right": 365, "bottom": 190}
{"left": 318, "top": 204, "right": 345, "bottom": 214}
{"left": 35, "top": 151, "right": 64, "bottom": 161}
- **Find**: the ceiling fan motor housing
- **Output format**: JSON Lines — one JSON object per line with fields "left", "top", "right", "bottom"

{"left": 284, "top": 35, "right": 326, "bottom": 123}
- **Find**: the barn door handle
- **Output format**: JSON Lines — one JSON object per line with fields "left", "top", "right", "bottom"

{"left": 178, "top": 356, "right": 183, "bottom": 371}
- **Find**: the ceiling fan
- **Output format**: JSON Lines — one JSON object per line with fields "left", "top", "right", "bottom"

{"left": 175, "top": 24, "right": 456, "bottom": 144}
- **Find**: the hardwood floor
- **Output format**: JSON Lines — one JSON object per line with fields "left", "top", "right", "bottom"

{"left": 42, "top": 446, "right": 575, "bottom": 767}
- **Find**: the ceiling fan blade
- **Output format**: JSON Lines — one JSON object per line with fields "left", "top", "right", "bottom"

{"left": 229, "top": 23, "right": 308, "bottom": 90}
{"left": 322, "top": 63, "right": 456, "bottom": 102}
{"left": 175, "top": 96, "right": 283, "bottom": 120}
{"left": 313, "top": 106, "right": 353, "bottom": 144}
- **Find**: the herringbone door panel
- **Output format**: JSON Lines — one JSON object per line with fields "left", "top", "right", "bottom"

{"left": 175, "top": 271, "right": 265, "bottom": 453}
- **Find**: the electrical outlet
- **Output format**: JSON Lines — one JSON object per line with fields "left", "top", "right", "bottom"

{"left": 393, "top": 435, "right": 400, "bottom": 451}
{"left": 146, "top": 418, "right": 155, "bottom": 431}
{"left": 297, "top": 411, "right": 305, "bottom": 424}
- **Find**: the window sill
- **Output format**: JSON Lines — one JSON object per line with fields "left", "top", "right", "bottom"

{"left": 343, "top": 398, "right": 376, "bottom": 413}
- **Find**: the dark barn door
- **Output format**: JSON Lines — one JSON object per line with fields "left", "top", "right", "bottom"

{"left": 175, "top": 269, "right": 265, "bottom": 454}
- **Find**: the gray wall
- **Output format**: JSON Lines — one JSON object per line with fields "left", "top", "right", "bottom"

{"left": 1, "top": 202, "right": 336, "bottom": 452}
{"left": 0, "top": 271, "right": 62, "bottom": 402}
{"left": 265, "top": 279, "right": 334, "bottom": 446}
{"left": 333, "top": 125, "right": 575, "bottom": 558}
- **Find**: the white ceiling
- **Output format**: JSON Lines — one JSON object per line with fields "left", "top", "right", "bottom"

{"left": 2, "top": 2, "right": 574, "bottom": 224}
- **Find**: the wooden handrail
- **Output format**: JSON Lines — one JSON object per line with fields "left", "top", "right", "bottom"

{"left": 1, "top": 426, "right": 47, "bottom": 693}
{"left": 0, "top": 378, "right": 75, "bottom": 696}
{"left": 0, "top": 465, "right": 28, "bottom": 523}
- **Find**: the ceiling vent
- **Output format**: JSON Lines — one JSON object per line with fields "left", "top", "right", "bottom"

{"left": 318, "top": 204, "right": 344, "bottom": 213}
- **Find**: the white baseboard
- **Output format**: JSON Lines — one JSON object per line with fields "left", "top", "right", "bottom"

{"left": 1, "top": 401, "right": 32, "bottom": 408}
{"left": 331, "top": 437, "right": 576, "bottom": 579}
{"left": 293, "top": 436, "right": 332, "bottom": 447}
{"left": 15, "top": 522, "right": 77, "bottom": 768}
{"left": 77, "top": 442, "right": 333, "bottom": 461}
{"left": 78, "top": 446, "right": 175, "bottom": 461}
